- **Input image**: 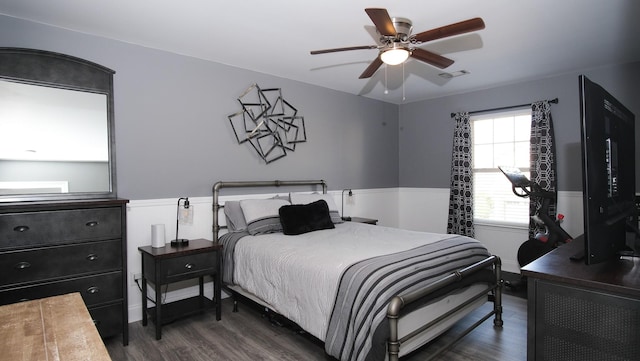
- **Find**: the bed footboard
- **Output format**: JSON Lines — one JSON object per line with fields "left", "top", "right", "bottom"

{"left": 386, "top": 255, "right": 503, "bottom": 361}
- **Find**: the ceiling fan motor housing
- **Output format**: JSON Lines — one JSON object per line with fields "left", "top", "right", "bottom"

{"left": 391, "top": 17, "right": 412, "bottom": 41}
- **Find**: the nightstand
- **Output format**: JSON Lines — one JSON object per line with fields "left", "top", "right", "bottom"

{"left": 138, "top": 239, "right": 222, "bottom": 340}
{"left": 344, "top": 217, "right": 378, "bottom": 225}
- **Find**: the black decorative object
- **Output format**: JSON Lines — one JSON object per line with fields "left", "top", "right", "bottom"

{"left": 171, "top": 197, "right": 190, "bottom": 247}
{"left": 279, "top": 200, "right": 335, "bottom": 235}
{"left": 228, "top": 84, "right": 307, "bottom": 163}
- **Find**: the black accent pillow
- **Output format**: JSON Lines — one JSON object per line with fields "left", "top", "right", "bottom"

{"left": 279, "top": 200, "right": 336, "bottom": 235}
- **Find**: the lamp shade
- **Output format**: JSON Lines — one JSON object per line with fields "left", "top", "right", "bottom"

{"left": 381, "top": 48, "right": 409, "bottom": 65}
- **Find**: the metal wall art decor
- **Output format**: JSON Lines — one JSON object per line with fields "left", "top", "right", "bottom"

{"left": 228, "top": 84, "right": 307, "bottom": 163}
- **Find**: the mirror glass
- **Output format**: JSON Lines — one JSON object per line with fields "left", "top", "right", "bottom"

{"left": 0, "top": 79, "right": 111, "bottom": 196}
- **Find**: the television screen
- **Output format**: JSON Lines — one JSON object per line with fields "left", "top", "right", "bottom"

{"left": 579, "top": 75, "right": 636, "bottom": 264}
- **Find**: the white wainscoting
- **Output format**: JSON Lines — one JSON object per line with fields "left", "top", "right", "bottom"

{"left": 398, "top": 188, "right": 451, "bottom": 233}
{"left": 124, "top": 188, "right": 582, "bottom": 322}
{"left": 397, "top": 188, "right": 583, "bottom": 273}
{"left": 124, "top": 188, "right": 398, "bottom": 322}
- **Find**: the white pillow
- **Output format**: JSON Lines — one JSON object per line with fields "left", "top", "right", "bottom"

{"left": 289, "top": 192, "right": 343, "bottom": 224}
{"left": 239, "top": 198, "right": 290, "bottom": 235}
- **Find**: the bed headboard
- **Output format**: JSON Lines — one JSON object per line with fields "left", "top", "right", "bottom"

{"left": 212, "top": 180, "right": 328, "bottom": 242}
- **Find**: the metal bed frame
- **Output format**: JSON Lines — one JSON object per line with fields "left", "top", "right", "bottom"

{"left": 212, "top": 180, "right": 503, "bottom": 361}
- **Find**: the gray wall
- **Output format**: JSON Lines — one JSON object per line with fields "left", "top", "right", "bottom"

{"left": 0, "top": 15, "right": 399, "bottom": 200}
{"left": 399, "top": 61, "right": 640, "bottom": 192}
{"left": 3, "top": 14, "right": 639, "bottom": 199}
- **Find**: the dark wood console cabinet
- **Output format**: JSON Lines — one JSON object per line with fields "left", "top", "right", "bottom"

{"left": 0, "top": 199, "right": 129, "bottom": 345}
{"left": 521, "top": 236, "right": 640, "bottom": 361}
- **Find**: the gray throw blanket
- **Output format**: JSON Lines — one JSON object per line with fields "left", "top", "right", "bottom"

{"left": 219, "top": 231, "right": 249, "bottom": 284}
{"left": 324, "top": 236, "right": 490, "bottom": 361}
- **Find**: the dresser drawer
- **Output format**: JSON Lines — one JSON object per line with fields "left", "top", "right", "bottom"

{"left": 0, "top": 207, "right": 122, "bottom": 250}
{"left": 0, "top": 271, "right": 123, "bottom": 307}
{"left": 161, "top": 252, "right": 217, "bottom": 283}
{"left": 89, "top": 302, "right": 124, "bottom": 338}
{"left": 0, "top": 240, "right": 122, "bottom": 287}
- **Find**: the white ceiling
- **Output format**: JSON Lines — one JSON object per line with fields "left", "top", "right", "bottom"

{"left": 1, "top": 0, "right": 639, "bottom": 104}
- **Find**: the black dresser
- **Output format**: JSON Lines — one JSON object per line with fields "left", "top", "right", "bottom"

{"left": 522, "top": 236, "right": 640, "bottom": 360}
{"left": 0, "top": 199, "right": 129, "bottom": 345}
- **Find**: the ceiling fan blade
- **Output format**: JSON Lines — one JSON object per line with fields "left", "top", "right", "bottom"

{"left": 413, "top": 17, "right": 485, "bottom": 43}
{"left": 359, "top": 56, "right": 383, "bottom": 79}
{"left": 410, "top": 48, "right": 454, "bottom": 69}
{"left": 365, "top": 8, "right": 396, "bottom": 36}
{"left": 310, "top": 45, "right": 377, "bottom": 55}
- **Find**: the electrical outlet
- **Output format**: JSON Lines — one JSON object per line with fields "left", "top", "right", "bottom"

{"left": 133, "top": 273, "right": 142, "bottom": 282}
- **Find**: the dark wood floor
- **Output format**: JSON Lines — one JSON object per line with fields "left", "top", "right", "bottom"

{"left": 105, "top": 290, "right": 527, "bottom": 361}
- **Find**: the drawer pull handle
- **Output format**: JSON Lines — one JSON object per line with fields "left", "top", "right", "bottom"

{"left": 86, "top": 221, "right": 99, "bottom": 227}
{"left": 86, "top": 254, "right": 99, "bottom": 261}
{"left": 15, "top": 261, "right": 31, "bottom": 270}
{"left": 13, "top": 225, "right": 29, "bottom": 232}
{"left": 185, "top": 263, "right": 195, "bottom": 270}
{"left": 87, "top": 286, "right": 100, "bottom": 294}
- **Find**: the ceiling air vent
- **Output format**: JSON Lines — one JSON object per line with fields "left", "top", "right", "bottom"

{"left": 438, "top": 70, "right": 470, "bottom": 79}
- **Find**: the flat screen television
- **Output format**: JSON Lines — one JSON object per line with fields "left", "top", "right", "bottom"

{"left": 579, "top": 75, "right": 636, "bottom": 264}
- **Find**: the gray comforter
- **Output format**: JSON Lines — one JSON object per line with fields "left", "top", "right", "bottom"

{"left": 219, "top": 231, "right": 491, "bottom": 361}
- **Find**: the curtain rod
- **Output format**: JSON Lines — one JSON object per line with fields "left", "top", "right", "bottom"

{"left": 450, "top": 98, "right": 559, "bottom": 118}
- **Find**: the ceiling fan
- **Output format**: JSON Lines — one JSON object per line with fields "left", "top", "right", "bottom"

{"left": 310, "top": 8, "right": 485, "bottom": 79}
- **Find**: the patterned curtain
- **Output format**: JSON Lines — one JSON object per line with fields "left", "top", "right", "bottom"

{"left": 447, "top": 112, "right": 474, "bottom": 237}
{"left": 529, "top": 100, "right": 557, "bottom": 239}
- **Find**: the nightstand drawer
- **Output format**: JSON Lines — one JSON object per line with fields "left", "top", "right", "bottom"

{"left": 0, "top": 208, "right": 122, "bottom": 250}
{"left": 162, "top": 252, "right": 217, "bottom": 282}
{"left": 0, "top": 271, "right": 123, "bottom": 306}
{"left": 0, "top": 240, "right": 122, "bottom": 287}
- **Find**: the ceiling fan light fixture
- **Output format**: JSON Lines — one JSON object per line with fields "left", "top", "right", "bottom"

{"left": 380, "top": 47, "right": 409, "bottom": 65}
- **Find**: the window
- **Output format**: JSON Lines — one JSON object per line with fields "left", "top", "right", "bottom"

{"left": 472, "top": 109, "right": 531, "bottom": 225}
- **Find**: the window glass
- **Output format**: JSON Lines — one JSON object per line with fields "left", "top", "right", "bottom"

{"left": 472, "top": 109, "right": 531, "bottom": 225}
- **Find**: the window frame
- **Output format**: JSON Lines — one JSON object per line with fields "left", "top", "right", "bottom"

{"left": 471, "top": 108, "right": 532, "bottom": 227}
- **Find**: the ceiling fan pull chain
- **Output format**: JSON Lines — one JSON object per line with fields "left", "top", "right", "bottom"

{"left": 384, "top": 64, "right": 389, "bottom": 94}
{"left": 402, "top": 62, "right": 406, "bottom": 101}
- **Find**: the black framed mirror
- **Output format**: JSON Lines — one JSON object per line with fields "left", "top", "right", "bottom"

{"left": 0, "top": 48, "right": 117, "bottom": 202}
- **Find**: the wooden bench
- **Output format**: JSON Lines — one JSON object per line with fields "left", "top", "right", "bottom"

{"left": 0, "top": 293, "right": 112, "bottom": 361}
